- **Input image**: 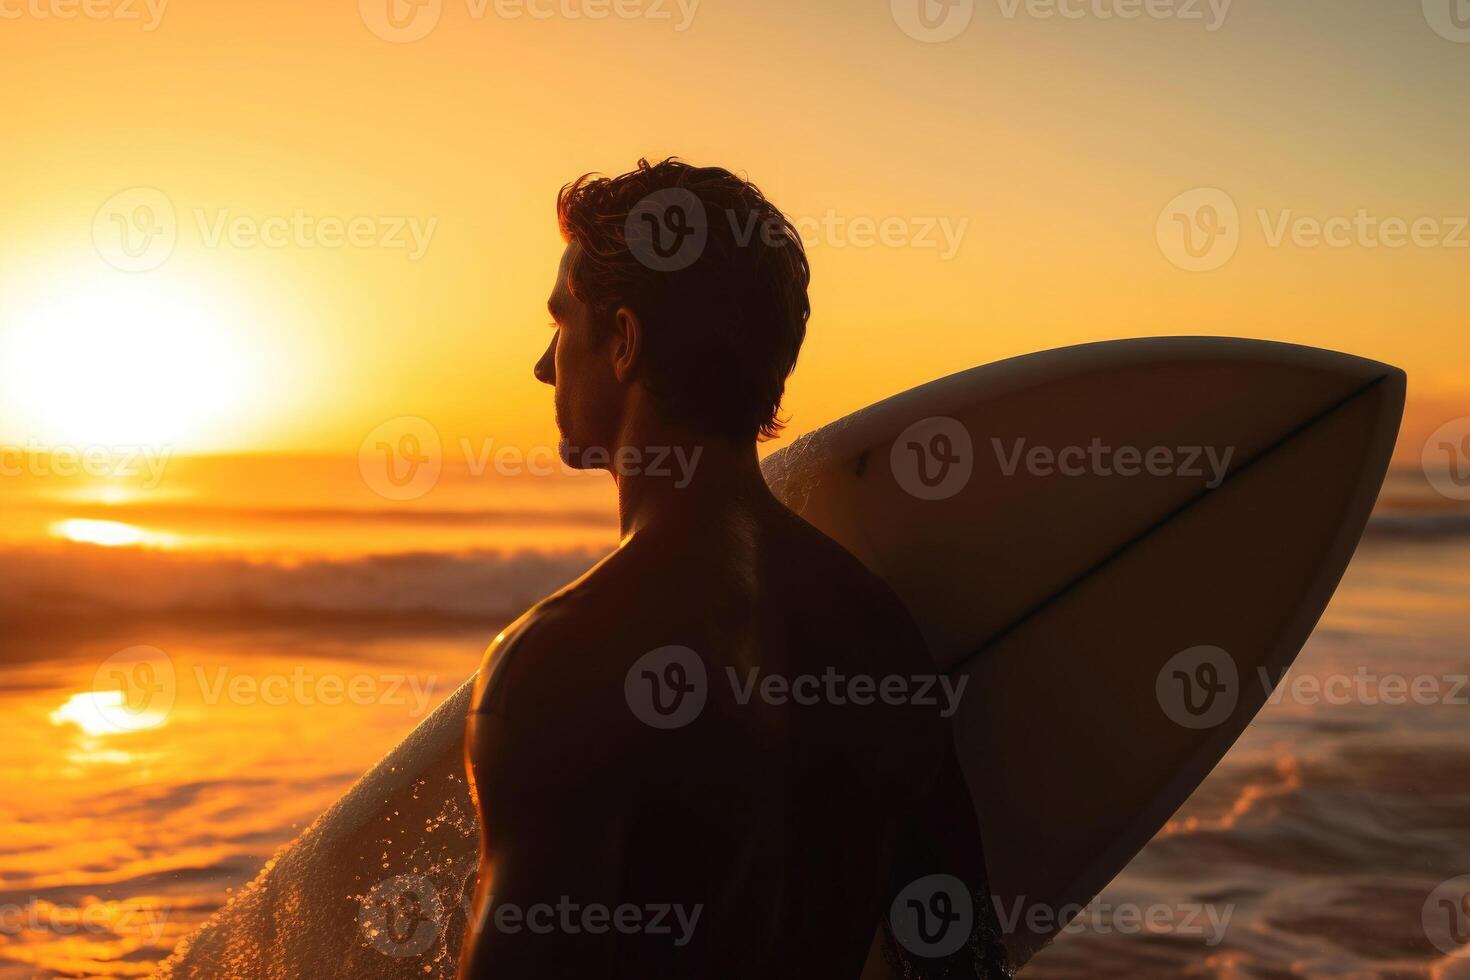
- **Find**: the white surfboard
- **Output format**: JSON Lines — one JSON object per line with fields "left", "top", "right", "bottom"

{"left": 157, "top": 337, "right": 1402, "bottom": 977}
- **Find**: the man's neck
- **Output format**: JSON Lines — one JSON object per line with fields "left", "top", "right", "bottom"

{"left": 611, "top": 425, "right": 772, "bottom": 540}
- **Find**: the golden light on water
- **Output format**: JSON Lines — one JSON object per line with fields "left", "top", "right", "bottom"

{"left": 75, "top": 485, "right": 143, "bottom": 506}
{"left": 50, "top": 691, "right": 168, "bottom": 737}
{"left": 52, "top": 518, "right": 177, "bottom": 548}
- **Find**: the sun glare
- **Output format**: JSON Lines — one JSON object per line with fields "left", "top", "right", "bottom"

{"left": 0, "top": 271, "right": 263, "bottom": 449}
{"left": 53, "top": 518, "right": 169, "bottom": 548}
{"left": 50, "top": 691, "right": 168, "bottom": 737}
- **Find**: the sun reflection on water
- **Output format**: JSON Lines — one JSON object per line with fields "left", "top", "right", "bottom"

{"left": 50, "top": 691, "right": 169, "bottom": 737}
{"left": 51, "top": 518, "right": 176, "bottom": 548}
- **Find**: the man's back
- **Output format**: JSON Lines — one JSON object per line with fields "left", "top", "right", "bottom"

{"left": 462, "top": 493, "right": 956, "bottom": 977}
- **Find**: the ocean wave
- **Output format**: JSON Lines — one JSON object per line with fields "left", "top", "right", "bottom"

{"left": 0, "top": 545, "right": 604, "bottom": 622}
{"left": 1364, "top": 509, "right": 1470, "bottom": 539}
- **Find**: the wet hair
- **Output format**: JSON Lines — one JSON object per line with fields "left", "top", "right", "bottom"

{"left": 556, "top": 157, "right": 810, "bottom": 442}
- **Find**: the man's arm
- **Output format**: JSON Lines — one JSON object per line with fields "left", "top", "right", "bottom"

{"left": 459, "top": 613, "right": 635, "bottom": 978}
{"left": 875, "top": 733, "right": 1010, "bottom": 979}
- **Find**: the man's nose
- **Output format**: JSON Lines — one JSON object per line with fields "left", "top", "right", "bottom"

{"left": 534, "top": 333, "right": 556, "bottom": 386}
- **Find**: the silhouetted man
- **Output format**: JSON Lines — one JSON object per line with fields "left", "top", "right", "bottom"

{"left": 461, "top": 159, "right": 1004, "bottom": 979}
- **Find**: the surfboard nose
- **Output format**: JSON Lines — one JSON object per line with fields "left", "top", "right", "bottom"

{"left": 771, "top": 337, "right": 1405, "bottom": 670}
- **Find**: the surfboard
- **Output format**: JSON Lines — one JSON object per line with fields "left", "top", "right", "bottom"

{"left": 157, "top": 337, "right": 1403, "bottom": 978}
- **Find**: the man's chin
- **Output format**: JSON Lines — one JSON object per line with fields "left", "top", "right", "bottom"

{"left": 557, "top": 438, "right": 608, "bottom": 471}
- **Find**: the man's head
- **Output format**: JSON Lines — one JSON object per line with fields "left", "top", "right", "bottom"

{"left": 538, "top": 158, "right": 810, "bottom": 467}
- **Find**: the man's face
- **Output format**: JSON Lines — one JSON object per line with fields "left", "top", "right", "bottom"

{"left": 537, "top": 244, "right": 620, "bottom": 468}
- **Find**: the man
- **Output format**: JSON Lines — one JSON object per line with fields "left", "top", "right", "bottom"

{"left": 461, "top": 159, "right": 1004, "bottom": 978}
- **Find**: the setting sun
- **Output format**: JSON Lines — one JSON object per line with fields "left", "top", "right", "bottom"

{"left": 0, "top": 270, "right": 265, "bottom": 449}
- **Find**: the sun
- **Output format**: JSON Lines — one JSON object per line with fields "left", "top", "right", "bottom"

{"left": 0, "top": 269, "right": 265, "bottom": 449}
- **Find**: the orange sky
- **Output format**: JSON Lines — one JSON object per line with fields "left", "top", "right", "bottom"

{"left": 1, "top": 0, "right": 1465, "bottom": 463}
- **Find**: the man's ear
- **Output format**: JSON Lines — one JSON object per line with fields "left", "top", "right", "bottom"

{"left": 609, "top": 305, "right": 642, "bottom": 383}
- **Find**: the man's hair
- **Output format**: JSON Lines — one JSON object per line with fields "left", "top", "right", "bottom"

{"left": 556, "top": 157, "right": 810, "bottom": 442}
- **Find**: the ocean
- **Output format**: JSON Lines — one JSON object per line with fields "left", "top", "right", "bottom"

{"left": 1, "top": 456, "right": 1467, "bottom": 978}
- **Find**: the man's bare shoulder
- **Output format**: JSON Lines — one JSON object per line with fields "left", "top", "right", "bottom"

{"left": 770, "top": 507, "right": 934, "bottom": 657}
{"left": 468, "top": 547, "right": 674, "bottom": 721}
{"left": 469, "top": 506, "right": 935, "bottom": 724}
